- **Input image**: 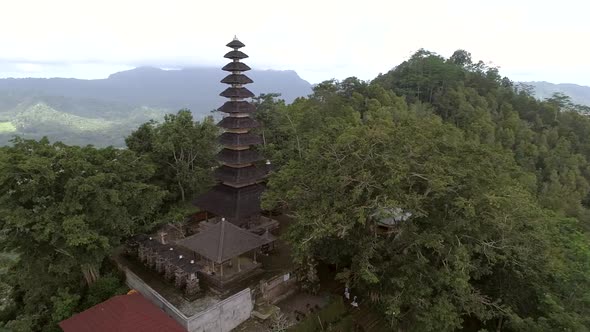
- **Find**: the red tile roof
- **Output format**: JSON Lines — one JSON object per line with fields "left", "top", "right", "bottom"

{"left": 59, "top": 292, "right": 185, "bottom": 332}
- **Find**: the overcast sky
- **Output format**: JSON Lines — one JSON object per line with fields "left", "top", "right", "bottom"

{"left": 1, "top": 0, "right": 589, "bottom": 85}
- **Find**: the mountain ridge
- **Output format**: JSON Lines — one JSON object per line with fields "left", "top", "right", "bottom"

{"left": 521, "top": 81, "right": 590, "bottom": 106}
{"left": 0, "top": 66, "right": 313, "bottom": 115}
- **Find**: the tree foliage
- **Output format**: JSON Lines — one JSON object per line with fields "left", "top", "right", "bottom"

{"left": 126, "top": 109, "right": 218, "bottom": 205}
{"left": 0, "top": 138, "right": 165, "bottom": 331}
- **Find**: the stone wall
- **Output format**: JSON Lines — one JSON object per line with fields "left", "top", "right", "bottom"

{"left": 124, "top": 268, "right": 253, "bottom": 332}
{"left": 260, "top": 272, "right": 298, "bottom": 304}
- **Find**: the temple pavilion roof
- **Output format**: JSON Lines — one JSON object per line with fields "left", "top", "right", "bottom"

{"left": 217, "top": 101, "right": 256, "bottom": 114}
{"left": 221, "top": 74, "right": 253, "bottom": 85}
{"left": 218, "top": 132, "right": 262, "bottom": 147}
{"left": 220, "top": 87, "right": 255, "bottom": 99}
{"left": 177, "top": 219, "right": 268, "bottom": 263}
{"left": 216, "top": 148, "right": 263, "bottom": 164}
{"left": 226, "top": 39, "right": 245, "bottom": 49}
{"left": 217, "top": 116, "right": 259, "bottom": 130}
{"left": 224, "top": 50, "right": 249, "bottom": 59}
{"left": 222, "top": 62, "right": 251, "bottom": 72}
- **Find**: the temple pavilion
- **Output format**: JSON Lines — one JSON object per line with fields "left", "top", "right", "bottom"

{"left": 127, "top": 37, "right": 277, "bottom": 295}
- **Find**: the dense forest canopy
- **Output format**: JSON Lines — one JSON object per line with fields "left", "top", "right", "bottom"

{"left": 260, "top": 49, "right": 590, "bottom": 331}
{"left": 1, "top": 49, "right": 590, "bottom": 331}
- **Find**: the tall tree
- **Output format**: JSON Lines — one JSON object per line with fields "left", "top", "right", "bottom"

{"left": 126, "top": 110, "right": 218, "bottom": 205}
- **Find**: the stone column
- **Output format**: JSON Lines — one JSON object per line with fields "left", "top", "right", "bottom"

{"left": 146, "top": 250, "right": 157, "bottom": 269}
{"left": 138, "top": 244, "right": 147, "bottom": 263}
{"left": 174, "top": 269, "right": 186, "bottom": 289}
{"left": 155, "top": 257, "right": 166, "bottom": 274}
{"left": 125, "top": 242, "right": 138, "bottom": 257}
{"left": 185, "top": 273, "right": 200, "bottom": 297}
{"left": 164, "top": 262, "right": 175, "bottom": 282}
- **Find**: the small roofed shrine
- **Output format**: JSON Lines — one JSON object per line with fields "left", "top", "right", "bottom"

{"left": 371, "top": 207, "right": 412, "bottom": 235}
{"left": 194, "top": 36, "right": 270, "bottom": 227}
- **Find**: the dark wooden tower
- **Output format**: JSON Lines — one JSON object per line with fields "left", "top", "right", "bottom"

{"left": 194, "top": 38, "right": 268, "bottom": 227}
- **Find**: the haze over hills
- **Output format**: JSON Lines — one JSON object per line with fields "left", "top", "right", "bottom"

{"left": 0, "top": 67, "right": 313, "bottom": 147}
{"left": 522, "top": 81, "right": 590, "bottom": 106}
{"left": 0, "top": 67, "right": 312, "bottom": 113}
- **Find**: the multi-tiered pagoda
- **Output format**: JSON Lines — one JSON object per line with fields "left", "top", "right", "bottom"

{"left": 118, "top": 39, "right": 287, "bottom": 327}
{"left": 194, "top": 38, "right": 268, "bottom": 227}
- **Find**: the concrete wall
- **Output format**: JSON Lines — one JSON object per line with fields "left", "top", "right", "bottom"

{"left": 186, "top": 289, "right": 253, "bottom": 332}
{"left": 124, "top": 268, "right": 252, "bottom": 332}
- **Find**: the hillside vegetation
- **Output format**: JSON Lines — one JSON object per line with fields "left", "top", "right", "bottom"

{"left": 0, "top": 67, "right": 312, "bottom": 147}
{"left": 0, "top": 96, "right": 168, "bottom": 146}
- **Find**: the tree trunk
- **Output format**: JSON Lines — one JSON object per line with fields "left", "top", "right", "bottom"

{"left": 178, "top": 180, "right": 185, "bottom": 202}
{"left": 284, "top": 113, "right": 302, "bottom": 159}
{"left": 81, "top": 264, "right": 100, "bottom": 285}
{"left": 496, "top": 316, "right": 503, "bottom": 332}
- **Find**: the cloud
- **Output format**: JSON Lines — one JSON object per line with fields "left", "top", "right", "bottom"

{"left": 0, "top": 0, "right": 589, "bottom": 84}
{"left": 0, "top": 63, "right": 134, "bottom": 79}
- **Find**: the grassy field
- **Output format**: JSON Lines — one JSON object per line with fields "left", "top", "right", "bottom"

{"left": 0, "top": 122, "right": 16, "bottom": 133}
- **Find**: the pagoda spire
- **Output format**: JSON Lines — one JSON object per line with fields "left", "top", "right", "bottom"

{"left": 193, "top": 38, "right": 268, "bottom": 226}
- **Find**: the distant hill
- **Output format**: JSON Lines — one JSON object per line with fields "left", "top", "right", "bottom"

{"left": 0, "top": 67, "right": 312, "bottom": 114}
{"left": 0, "top": 95, "right": 170, "bottom": 147}
{"left": 523, "top": 81, "right": 590, "bottom": 106}
{"left": 0, "top": 67, "right": 313, "bottom": 146}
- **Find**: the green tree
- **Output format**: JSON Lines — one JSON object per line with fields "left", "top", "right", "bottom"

{"left": 126, "top": 110, "right": 218, "bottom": 204}
{"left": 0, "top": 137, "right": 165, "bottom": 331}
{"left": 449, "top": 49, "right": 472, "bottom": 67}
